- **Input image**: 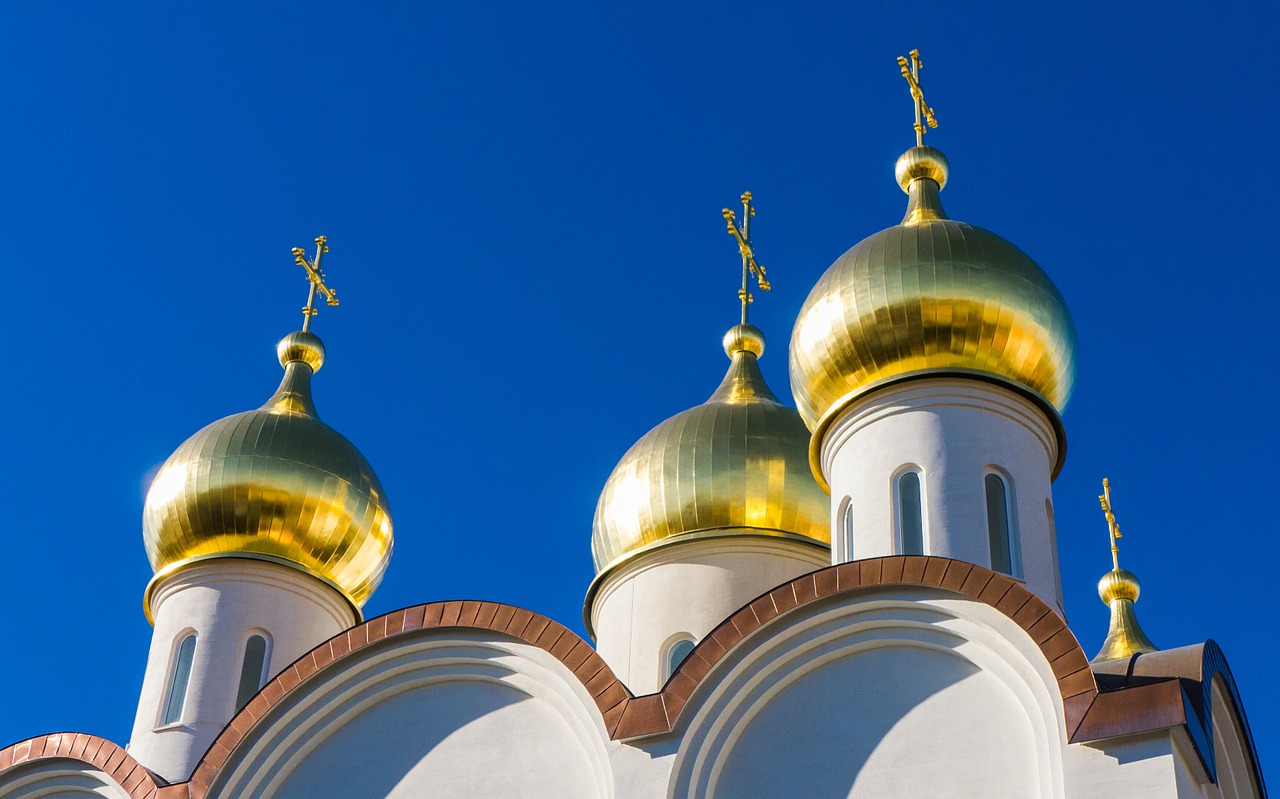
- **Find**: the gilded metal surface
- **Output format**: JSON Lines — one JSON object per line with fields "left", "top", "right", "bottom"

{"left": 292, "top": 235, "right": 338, "bottom": 332}
{"left": 142, "top": 330, "right": 393, "bottom": 616}
{"left": 722, "top": 191, "right": 770, "bottom": 324}
{"left": 788, "top": 145, "right": 1078, "bottom": 436}
{"left": 591, "top": 324, "right": 830, "bottom": 576}
{"left": 1092, "top": 478, "right": 1158, "bottom": 661}
{"left": 1093, "top": 568, "right": 1159, "bottom": 662}
{"left": 897, "top": 49, "right": 938, "bottom": 147}
{"left": 722, "top": 323, "right": 765, "bottom": 358}
{"left": 1099, "top": 477, "right": 1124, "bottom": 571}
{"left": 895, "top": 145, "right": 949, "bottom": 193}
{"left": 277, "top": 330, "right": 326, "bottom": 373}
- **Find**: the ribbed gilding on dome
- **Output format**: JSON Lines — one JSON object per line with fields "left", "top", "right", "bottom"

{"left": 591, "top": 324, "right": 829, "bottom": 578}
{"left": 142, "top": 331, "right": 392, "bottom": 618}
{"left": 789, "top": 146, "right": 1078, "bottom": 439}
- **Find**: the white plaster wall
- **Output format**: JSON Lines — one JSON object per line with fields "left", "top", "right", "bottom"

{"left": 268, "top": 681, "right": 599, "bottom": 798}
{"left": 821, "top": 379, "right": 1064, "bottom": 611}
{"left": 0, "top": 761, "right": 132, "bottom": 798}
{"left": 1211, "top": 678, "right": 1263, "bottom": 799}
{"left": 210, "top": 631, "right": 612, "bottom": 799}
{"left": 1064, "top": 731, "right": 1206, "bottom": 798}
{"left": 128, "top": 559, "right": 355, "bottom": 784}
{"left": 589, "top": 536, "right": 828, "bottom": 694}
{"left": 716, "top": 645, "right": 1037, "bottom": 797}
{"left": 1174, "top": 730, "right": 1219, "bottom": 799}
{"left": 671, "top": 585, "right": 1069, "bottom": 798}
{"left": 607, "top": 737, "right": 678, "bottom": 799}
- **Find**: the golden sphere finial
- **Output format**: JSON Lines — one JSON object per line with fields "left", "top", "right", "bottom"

{"left": 277, "top": 330, "right": 326, "bottom": 372}
{"left": 1098, "top": 568, "right": 1141, "bottom": 604}
{"left": 895, "top": 145, "right": 950, "bottom": 193}
{"left": 723, "top": 323, "right": 765, "bottom": 358}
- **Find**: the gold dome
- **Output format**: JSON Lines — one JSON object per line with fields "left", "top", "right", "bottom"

{"left": 142, "top": 330, "right": 392, "bottom": 618}
{"left": 789, "top": 145, "right": 1077, "bottom": 449}
{"left": 1093, "top": 568, "right": 1159, "bottom": 662}
{"left": 591, "top": 324, "right": 830, "bottom": 579}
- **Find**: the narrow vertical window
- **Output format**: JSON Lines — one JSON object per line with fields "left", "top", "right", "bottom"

{"left": 897, "top": 472, "right": 924, "bottom": 556}
{"left": 1046, "top": 499, "right": 1062, "bottom": 601}
{"left": 842, "top": 500, "right": 855, "bottom": 561}
{"left": 665, "top": 638, "right": 696, "bottom": 681}
{"left": 162, "top": 633, "right": 197, "bottom": 726}
{"left": 234, "top": 634, "right": 270, "bottom": 712}
{"left": 985, "top": 474, "right": 1016, "bottom": 575}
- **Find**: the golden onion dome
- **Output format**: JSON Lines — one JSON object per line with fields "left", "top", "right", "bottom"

{"left": 1093, "top": 567, "right": 1159, "bottom": 662}
{"left": 789, "top": 145, "right": 1078, "bottom": 460}
{"left": 142, "top": 331, "right": 392, "bottom": 618}
{"left": 591, "top": 323, "right": 830, "bottom": 579}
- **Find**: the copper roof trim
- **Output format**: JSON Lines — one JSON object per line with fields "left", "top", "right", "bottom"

{"left": 4, "top": 559, "right": 1262, "bottom": 797}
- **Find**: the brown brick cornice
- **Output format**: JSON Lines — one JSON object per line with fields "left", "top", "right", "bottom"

{"left": 0, "top": 557, "right": 1103, "bottom": 797}
{"left": 652, "top": 556, "right": 1100, "bottom": 740}
{"left": 0, "top": 732, "right": 169, "bottom": 797}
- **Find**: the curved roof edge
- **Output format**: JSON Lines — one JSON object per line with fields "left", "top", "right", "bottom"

{"left": 1082, "top": 641, "right": 1268, "bottom": 797}
{"left": 9, "top": 557, "right": 1261, "bottom": 796}
{"left": 0, "top": 733, "right": 168, "bottom": 797}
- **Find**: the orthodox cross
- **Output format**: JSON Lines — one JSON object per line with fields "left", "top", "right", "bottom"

{"left": 291, "top": 235, "right": 338, "bottom": 332}
{"left": 722, "top": 191, "right": 770, "bottom": 325}
{"left": 1098, "top": 477, "right": 1123, "bottom": 571}
{"left": 897, "top": 49, "right": 938, "bottom": 147}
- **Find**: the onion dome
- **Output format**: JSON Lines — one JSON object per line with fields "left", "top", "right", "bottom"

{"left": 1093, "top": 568, "right": 1158, "bottom": 662}
{"left": 142, "top": 331, "right": 392, "bottom": 618}
{"left": 789, "top": 145, "right": 1078, "bottom": 462}
{"left": 591, "top": 323, "right": 830, "bottom": 579}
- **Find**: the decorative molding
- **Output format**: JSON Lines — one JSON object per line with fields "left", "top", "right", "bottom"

{"left": 10, "top": 557, "right": 1259, "bottom": 796}
{"left": 0, "top": 733, "right": 168, "bottom": 798}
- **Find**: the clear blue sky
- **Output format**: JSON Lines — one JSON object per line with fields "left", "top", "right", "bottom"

{"left": 1, "top": 1, "right": 1275, "bottom": 780}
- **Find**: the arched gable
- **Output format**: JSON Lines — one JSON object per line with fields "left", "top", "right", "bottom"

{"left": 0, "top": 557, "right": 1115, "bottom": 797}
{"left": 655, "top": 556, "right": 1097, "bottom": 741}
{"left": 188, "top": 601, "right": 628, "bottom": 796}
{"left": 0, "top": 734, "right": 165, "bottom": 798}
{"left": 192, "top": 556, "right": 1094, "bottom": 773}
{"left": 207, "top": 631, "right": 612, "bottom": 798}
{"left": 668, "top": 585, "right": 1072, "bottom": 797}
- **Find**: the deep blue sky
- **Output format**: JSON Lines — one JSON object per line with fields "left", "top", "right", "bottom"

{"left": 1, "top": 1, "right": 1275, "bottom": 781}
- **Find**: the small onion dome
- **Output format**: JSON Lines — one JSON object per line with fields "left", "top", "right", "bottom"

{"left": 1092, "top": 568, "right": 1159, "bottom": 662}
{"left": 789, "top": 146, "right": 1078, "bottom": 478}
{"left": 591, "top": 323, "right": 830, "bottom": 580}
{"left": 142, "top": 331, "right": 392, "bottom": 619}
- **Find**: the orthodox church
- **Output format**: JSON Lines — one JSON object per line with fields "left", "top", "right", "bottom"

{"left": 0, "top": 53, "right": 1267, "bottom": 798}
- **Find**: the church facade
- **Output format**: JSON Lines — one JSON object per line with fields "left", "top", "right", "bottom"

{"left": 0, "top": 59, "right": 1267, "bottom": 799}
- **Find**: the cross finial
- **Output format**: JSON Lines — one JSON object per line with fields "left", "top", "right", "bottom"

{"left": 291, "top": 235, "right": 338, "bottom": 332}
{"left": 1099, "top": 477, "right": 1123, "bottom": 571}
{"left": 721, "top": 191, "right": 770, "bottom": 325}
{"left": 897, "top": 49, "right": 938, "bottom": 147}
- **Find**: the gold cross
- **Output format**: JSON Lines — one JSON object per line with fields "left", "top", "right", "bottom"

{"left": 291, "top": 235, "right": 338, "bottom": 332}
{"left": 722, "top": 191, "right": 770, "bottom": 325}
{"left": 897, "top": 49, "right": 938, "bottom": 147}
{"left": 1099, "top": 477, "right": 1123, "bottom": 571}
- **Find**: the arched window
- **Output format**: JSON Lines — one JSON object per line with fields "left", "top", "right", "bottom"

{"left": 1046, "top": 499, "right": 1062, "bottom": 601}
{"left": 842, "top": 500, "right": 855, "bottom": 561}
{"left": 234, "top": 634, "right": 270, "bottom": 712}
{"left": 896, "top": 471, "right": 924, "bottom": 556}
{"left": 162, "top": 633, "right": 197, "bottom": 726}
{"left": 985, "top": 474, "right": 1019, "bottom": 576}
{"left": 665, "top": 637, "right": 696, "bottom": 681}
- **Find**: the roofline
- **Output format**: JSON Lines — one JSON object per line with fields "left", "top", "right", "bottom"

{"left": 4, "top": 557, "right": 1263, "bottom": 797}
